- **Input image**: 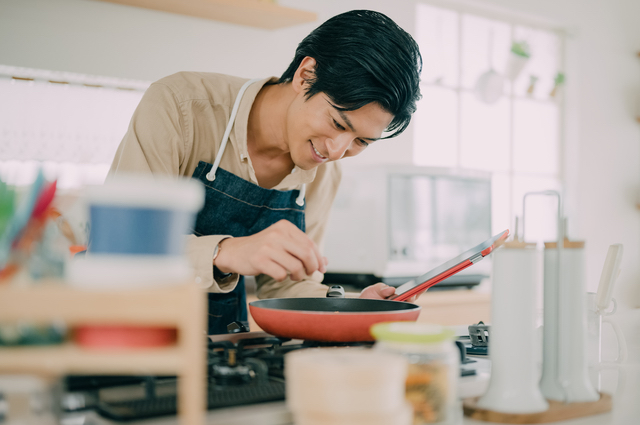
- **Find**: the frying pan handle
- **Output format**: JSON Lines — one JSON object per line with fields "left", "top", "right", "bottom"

{"left": 326, "top": 285, "right": 345, "bottom": 298}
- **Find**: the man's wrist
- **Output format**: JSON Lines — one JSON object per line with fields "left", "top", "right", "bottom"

{"left": 212, "top": 236, "right": 233, "bottom": 275}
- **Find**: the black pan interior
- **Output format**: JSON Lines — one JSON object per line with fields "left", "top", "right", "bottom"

{"left": 250, "top": 298, "right": 420, "bottom": 313}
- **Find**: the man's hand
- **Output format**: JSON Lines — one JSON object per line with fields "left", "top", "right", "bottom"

{"left": 214, "top": 220, "right": 327, "bottom": 281}
{"left": 359, "top": 282, "right": 424, "bottom": 302}
{"left": 359, "top": 282, "right": 396, "bottom": 299}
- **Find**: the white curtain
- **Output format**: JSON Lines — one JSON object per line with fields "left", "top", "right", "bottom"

{"left": 0, "top": 66, "right": 148, "bottom": 188}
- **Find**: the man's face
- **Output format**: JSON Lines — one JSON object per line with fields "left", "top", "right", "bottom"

{"left": 285, "top": 92, "right": 393, "bottom": 170}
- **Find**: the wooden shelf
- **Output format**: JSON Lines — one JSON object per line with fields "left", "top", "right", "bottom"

{"left": 0, "top": 281, "right": 207, "bottom": 425}
{"left": 95, "top": 0, "right": 317, "bottom": 29}
{"left": 0, "top": 343, "right": 184, "bottom": 375}
{"left": 0, "top": 282, "right": 193, "bottom": 325}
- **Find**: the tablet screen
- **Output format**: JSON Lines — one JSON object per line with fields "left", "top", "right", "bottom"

{"left": 394, "top": 229, "right": 509, "bottom": 299}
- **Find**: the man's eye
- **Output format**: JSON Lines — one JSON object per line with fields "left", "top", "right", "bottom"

{"left": 333, "top": 119, "right": 346, "bottom": 131}
{"left": 356, "top": 139, "right": 369, "bottom": 147}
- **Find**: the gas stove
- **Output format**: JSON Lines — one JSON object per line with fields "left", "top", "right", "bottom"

{"left": 60, "top": 331, "right": 488, "bottom": 425}
{"left": 60, "top": 332, "right": 376, "bottom": 424}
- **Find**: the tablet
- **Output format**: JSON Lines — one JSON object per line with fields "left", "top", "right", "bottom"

{"left": 391, "top": 229, "right": 509, "bottom": 301}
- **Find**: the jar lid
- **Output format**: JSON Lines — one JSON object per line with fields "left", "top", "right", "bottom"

{"left": 86, "top": 174, "right": 205, "bottom": 211}
{"left": 370, "top": 322, "right": 455, "bottom": 344}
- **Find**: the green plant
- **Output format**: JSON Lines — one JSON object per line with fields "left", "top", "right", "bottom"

{"left": 511, "top": 41, "right": 531, "bottom": 58}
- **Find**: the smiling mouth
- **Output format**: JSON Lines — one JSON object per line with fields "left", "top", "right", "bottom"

{"left": 311, "top": 142, "right": 327, "bottom": 160}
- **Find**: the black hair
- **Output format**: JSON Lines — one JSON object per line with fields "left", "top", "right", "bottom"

{"left": 279, "top": 10, "right": 422, "bottom": 138}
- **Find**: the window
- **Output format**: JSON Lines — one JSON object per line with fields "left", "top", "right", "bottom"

{"left": 0, "top": 65, "right": 149, "bottom": 188}
{"left": 414, "top": 3, "right": 564, "bottom": 242}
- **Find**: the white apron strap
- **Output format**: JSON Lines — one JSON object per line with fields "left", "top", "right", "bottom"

{"left": 206, "top": 78, "right": 262, "bottom": 182}
{"left": 295, "top": 183, "right": 306, "bottom": 206}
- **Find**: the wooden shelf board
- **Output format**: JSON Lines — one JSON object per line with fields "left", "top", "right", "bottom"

{"left": 0, "top": 282, "right": 197, "bottom": 325}
{"left": 0, "top": 343, "right": 185, "bottom": 375}
{"left": 463, "top": 392, "right": 612, "bottom": 423}
{"left": 96, "top": 0, "right": 317, "bottom": 29}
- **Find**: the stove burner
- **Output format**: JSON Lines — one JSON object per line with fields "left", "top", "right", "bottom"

{"left": 209, "top": 361, "right": 256, "bottom": 386}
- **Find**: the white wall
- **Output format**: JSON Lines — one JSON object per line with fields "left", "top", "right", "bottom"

{"left": 1, "top": 0, "right": 639, "bottom": 335}
{"left": 0, "top": 0, "right": 417, "bottom": 164}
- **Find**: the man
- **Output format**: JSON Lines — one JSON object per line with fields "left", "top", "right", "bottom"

{"left": 109, "top": 10, "right": 422, "bottom": 334}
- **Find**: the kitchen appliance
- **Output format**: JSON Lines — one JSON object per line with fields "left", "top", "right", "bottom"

{"left": 323, "top": 164, "right": 492, "bottom": 289}
{"left": 58, "top": 331, "right": 485, "bottom": 424}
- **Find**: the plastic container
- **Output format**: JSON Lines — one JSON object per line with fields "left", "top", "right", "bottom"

{"left": 68, "top": 174, "right": 204, "bottom": 288}
{"left": 542, "top": 241, "right": 599, "bottom": 403}
{"left": 84, "top": 174, "right": 204, "bottom": 256}
{"left": 371, "top": 322, "right": 459, "bottom": 425}
{"left": 285, "top": 347, "right": 412, "bottom": 425}
{"left": 477, "top": 241, "right": 548, "bottom": 414}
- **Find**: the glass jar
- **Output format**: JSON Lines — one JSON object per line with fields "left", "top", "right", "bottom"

{"left": 371, "top": 322, "right": 459, "bottom": 425}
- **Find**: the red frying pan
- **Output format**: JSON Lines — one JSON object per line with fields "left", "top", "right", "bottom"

{"left": 249, "top": 230, "right": 508, "bottom": 342}
{"left": 249, "top": 297, "right": 421, "bottom": 342}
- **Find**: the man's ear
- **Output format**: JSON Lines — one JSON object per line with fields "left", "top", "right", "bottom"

{"left": 292, "top": 56, "right": 317, "bottom": 95}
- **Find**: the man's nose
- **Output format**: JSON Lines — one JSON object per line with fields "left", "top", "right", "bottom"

{"left": 325, "top": 134, "right": 351, "bottom": 161}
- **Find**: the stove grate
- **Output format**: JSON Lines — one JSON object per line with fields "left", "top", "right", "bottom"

{"left": 96, "top": 380, "right": 286, "bottom": 421}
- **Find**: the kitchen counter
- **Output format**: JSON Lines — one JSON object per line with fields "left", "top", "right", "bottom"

{"left": 60, "top": 299, "right": 638, "bottom": 425}
{"left": 62, "top": 363, "right": 638, "bottom": 425}
{"left": 464, "top": 365, "right": 640, "bottom": 425}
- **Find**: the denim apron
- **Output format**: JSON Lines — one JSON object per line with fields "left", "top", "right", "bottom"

{"left": 191, "top": 79, "right": 306, "bottom": 335}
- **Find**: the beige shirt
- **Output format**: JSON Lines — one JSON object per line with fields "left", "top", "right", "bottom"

{"left": 108, "top": 72, "right": 341, "bottom": 298}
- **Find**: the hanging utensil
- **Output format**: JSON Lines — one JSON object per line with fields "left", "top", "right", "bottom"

{"left": 474, "top": 29, "right": 505, "bottom": 104}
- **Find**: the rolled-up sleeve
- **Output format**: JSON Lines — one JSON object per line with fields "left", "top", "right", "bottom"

{"left": 186, "top": 234, "right": 239, "bottom": 292}
{"left": 255, "top": 162, "right": 342, "bottom": 299}
{"left": 108, "top": 82, "right": 239, "bottom": 293}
